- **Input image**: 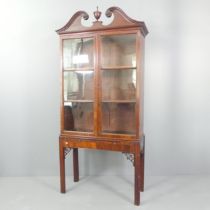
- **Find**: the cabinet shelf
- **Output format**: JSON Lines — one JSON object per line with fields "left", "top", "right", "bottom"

{"left": 102, "top": 100, "right": 136, "bottom": 103}
{"left": 102, "top": 130, "right": 135, "bottom": 135}
{"left": 64, "top": 100, "right": 93, "bottom": 103}
{"left": 101, "top": 66, "right": 136, "bottom": 70}
{"left": 64, "top": 67, "right": 94, "bottom": 71}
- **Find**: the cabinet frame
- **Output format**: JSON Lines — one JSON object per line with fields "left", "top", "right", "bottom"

{"left": 56, "top": 7, "right": 148, "bottom": 205}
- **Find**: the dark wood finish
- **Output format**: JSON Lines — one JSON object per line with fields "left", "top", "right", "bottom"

{"left": 73, "top": 148, "right": 79, "bottom": 182}
{"left": 140, "top": 135, "right": 145, "bottom": 192}
{"left": 57, "top": 7, "right": 148, "bottom": 206}
{"left": 134, "top": 143, "right": 141, "bottom": 205}
{"left": 59, "top": 139, "right": 66, "bottom": 193}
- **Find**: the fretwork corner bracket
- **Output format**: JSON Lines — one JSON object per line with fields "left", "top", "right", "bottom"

{"left": 123, "top": 153, "right": 135, "bottom": 166}
{"left": 64, "top": 148, "right": 72, "bottom": 158}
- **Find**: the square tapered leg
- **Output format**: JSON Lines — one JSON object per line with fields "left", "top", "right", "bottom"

{"left": 59, "top": 140, "right": 66, "bottom": 193}
{"left": 140, "top": 135, "right": 145, "bottom": 192}
{"left": 134, "top": 146, "right": 141, "bottom": 205}
{"left": 73, "top": 148, "right": 79, "bottom": 182}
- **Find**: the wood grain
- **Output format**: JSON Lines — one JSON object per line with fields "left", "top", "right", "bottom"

{"left": 57, "top": 7, "right": 148, "bottom": 206}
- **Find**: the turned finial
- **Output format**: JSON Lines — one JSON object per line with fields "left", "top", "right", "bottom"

{"left": 93, "top": 6, "right": 101, "bottom": 21}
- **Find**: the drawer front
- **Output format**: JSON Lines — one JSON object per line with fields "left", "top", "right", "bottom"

{"left": 61, "top": 138, "right": 137, "bottom": 153}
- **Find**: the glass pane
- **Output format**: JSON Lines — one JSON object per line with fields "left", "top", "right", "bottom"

{"left": 101, "top": 34, "right": 136, "bottom": 67}
{"left": 64, "top": 71, "right": 94, "bottom": 101}
{"left": 102, "top": 69, "right": 136, "bottom": 101}
{"left": 64, "top": 102, "right": 93, "bottom": 132}
{"left": 63, "top": 38, "right": 94, "bottom": 69}
{"left": 102, "top": 103, "right": 136, "bottom": 134}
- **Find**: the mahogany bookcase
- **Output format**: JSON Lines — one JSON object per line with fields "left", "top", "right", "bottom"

{"left": 56, "top": 7, "right": 148, "bottom": 205}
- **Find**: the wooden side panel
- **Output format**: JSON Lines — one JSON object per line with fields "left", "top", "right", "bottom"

{"left": 139, "top": 32, "right": 145, "bottom": 136}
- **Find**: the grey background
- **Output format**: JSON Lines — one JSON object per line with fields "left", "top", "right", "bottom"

{"left": 0, "top": 0, "right": 210, "bottom": 176}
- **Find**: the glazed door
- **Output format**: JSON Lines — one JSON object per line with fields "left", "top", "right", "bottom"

{"left": 62, "top": 37, "right": 95, "bottom": 133}
{"left": 99, "top": 34, "right": 137, "bottom": 135}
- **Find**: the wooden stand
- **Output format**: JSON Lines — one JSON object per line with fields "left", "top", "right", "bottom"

{"left": 59, "top": 135, "right": 145, "bottom": 205}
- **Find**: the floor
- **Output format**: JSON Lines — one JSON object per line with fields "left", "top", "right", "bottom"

{"left": 0, "top": 176, "right": 210, "bottom": 210}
